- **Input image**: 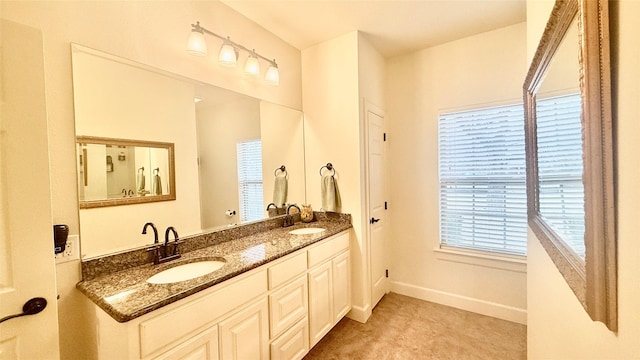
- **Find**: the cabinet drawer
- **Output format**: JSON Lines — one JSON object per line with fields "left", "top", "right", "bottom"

{"left": 269, "top": 275, "right": 308, "bottom": 339}
{"left": 269, "top": 251, "right": 307, "bottom": 289}
{"left": 140, "top": 269, "right": 267, "bottom": 358}
{"left": 270, "top": 318, "right": 309, "bottom": 360}
{"left": 151, "top": 325, "right": 219, "bottom": 360}
{"left": 307, "top": 231, "right": 349, "bottom": 268}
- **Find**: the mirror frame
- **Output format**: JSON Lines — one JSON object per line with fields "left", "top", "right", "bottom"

{"left": 77, "top": 136, "right": 176, "bottom": 209}
{"left": 524, "top": 0, "right": 616, "bottom": 330}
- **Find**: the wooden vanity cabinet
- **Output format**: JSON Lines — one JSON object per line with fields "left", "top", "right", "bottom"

{"left": 88, "top": 230, "right": 350, "bottom": 360}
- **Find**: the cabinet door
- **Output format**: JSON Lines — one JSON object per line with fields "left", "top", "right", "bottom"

{"left": 307, "top": 261, "right": 333, "bottom": 347}
{"left": 152, "top": 326, "right": 219, "bottom": 360}
{"left": 332, "top": 251, "right": 351, "bottom": 322}
{"left": 219, "top": 299, "right": 269, "bottom": 360}
{"left": 269, "top": 275, "right": 308, "bottom": 339}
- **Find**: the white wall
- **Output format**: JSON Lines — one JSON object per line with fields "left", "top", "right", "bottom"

{"left": 526, "top": 0, "right": 640, "bottom": 357}
{"left": 0, "top": 2, "right": 302, "bottom": 358}
{"left": 386, "top": 23, "right": 528, "bottom": 324}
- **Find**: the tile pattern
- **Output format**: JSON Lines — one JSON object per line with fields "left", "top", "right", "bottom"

{"left": 77, "top": 212, "right": 351, "bottom": 323}
{"left": 305, "top": 292, "right": 526, "bottom": 360}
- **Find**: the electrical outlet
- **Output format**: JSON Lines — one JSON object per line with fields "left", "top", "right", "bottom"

{"left": 55, "top": 235, "right": 80, "bottom": 264}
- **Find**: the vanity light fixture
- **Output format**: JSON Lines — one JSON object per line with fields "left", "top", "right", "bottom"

{"left": 187, "top": 21, "right": 280, "bottom": 86}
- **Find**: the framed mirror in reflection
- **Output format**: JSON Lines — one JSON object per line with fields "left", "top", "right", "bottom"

{"left": 77, "top": 136, "right": 176, "bottom": 208}
{"left": 524, "top": 0, "right": 616, "bottom": 330}
{"left": 71, "top": 44, "right": 305, "bottom": 258}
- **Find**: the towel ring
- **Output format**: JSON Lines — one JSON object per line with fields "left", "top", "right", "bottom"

{"left": 274, "top": 165, "right": 288, "bottom": 178}
{"left": 138, "top": 167, "right": 145, "bottom": 174}
{"left": 319, "top": 163, "right": 336, "bottom": 177}
{"left": 153, "top": 168, "right": 160, "bottom": 175}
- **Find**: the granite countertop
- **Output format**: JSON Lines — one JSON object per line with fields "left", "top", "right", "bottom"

{"left": 77, "top": 219, "right": 351, "bottom": 323}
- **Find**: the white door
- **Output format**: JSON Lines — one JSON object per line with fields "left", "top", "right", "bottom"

{"left": 366, "top": 104, "right": 387, "bottom": 309}
{"left": 0, "top": 20, "right": 60, "bottom": 359}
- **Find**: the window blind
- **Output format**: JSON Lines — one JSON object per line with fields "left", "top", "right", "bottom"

{"left": 536, "top": 93, "right": 585, "bottom": 258}
{"left": 438, "top": 104, "right": 527, "bottom": 255}
{"left": 236, "top": 140, "right": 264, "bottom": 223}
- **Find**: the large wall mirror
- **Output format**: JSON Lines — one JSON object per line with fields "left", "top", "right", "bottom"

{"left": 72, "top": 44, "right": 306, "bottom": 258}
{"left": 524, "top": 0, "right": 616, "bottom": 330}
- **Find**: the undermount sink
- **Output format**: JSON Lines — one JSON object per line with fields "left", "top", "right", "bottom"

{"left": 288, "top": 227, "right": 326, "bottom": 235}
{"left": 147, "top": 259, "right": 226, "bottom": 284}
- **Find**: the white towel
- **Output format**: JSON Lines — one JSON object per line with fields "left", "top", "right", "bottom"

{"left": 321, "top": 174, "right": 341, "bottom": 212}
{"left": 137, "top": 173, "right": 145, "bottom": 192}
{"left": 273, "top": 175, "right": 288, "bottom": 207}
{"left": 153, "top": 174, "right": 162, "bottom": 195}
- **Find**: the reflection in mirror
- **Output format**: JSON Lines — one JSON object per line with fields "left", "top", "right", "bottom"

{"left": 535, "top": 15, "right": 585, "bottom": 258}
{"left": 77, "top": 136, "right": 175, "bottom": 208}
{"left": 71, "top": 44, "right": 305, "bottom": 258}
{"left": 524, "top": 0, "right": 616, "bottom": 330}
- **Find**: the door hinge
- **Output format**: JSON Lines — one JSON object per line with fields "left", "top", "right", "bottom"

{"left": 384, "top": 201, "right": 388, "bottom": 210}
{"left": 383, "top": 133, "right": 387, "bottom": 141}
{"left": 385, "top": 269, "right": 389, "bottom": 278}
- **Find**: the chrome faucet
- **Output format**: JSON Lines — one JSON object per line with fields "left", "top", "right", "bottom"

{"left": 283, "top": 204, "right": 301, "bottom": 227}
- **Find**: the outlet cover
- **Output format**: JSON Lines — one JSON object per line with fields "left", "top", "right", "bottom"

{"left": 55, "top": 234, "right": 80, "bottom": 264}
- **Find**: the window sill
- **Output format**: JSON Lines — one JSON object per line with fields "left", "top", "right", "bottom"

{"left": 433, "top": 246, "right": 527, "bottom": 273}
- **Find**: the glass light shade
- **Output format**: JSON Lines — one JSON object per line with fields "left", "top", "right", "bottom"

{"left": 218, "top": 43, "right": 237, "bottom": 66}
{"left": 186, "top": 30, "right": 208, "bottom": 56}
{"left": 265, "top": 64, "right": 280, "bottom": 86}
{"left": 244, "top": 55, "right": 261, "bottom": 76}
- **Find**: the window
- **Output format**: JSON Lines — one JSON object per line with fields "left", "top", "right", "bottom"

{"left": 236, "top": 139, "right": 263, "bottom": 223}
{"left": 536, "top": 93, "right": 585, "bottom": 257}
{"left": 438, "top": 104, "right": 527, "bottom": 255}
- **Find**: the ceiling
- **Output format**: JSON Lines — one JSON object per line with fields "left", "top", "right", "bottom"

{"left": 220, "top": 0, "right": 527, "bottom": 58}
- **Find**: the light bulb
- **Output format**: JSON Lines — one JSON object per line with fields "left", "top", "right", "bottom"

{"left": 218, "top": 40, "right": 237, "bottom": 67}
{"left": 186, "top": 30, "right": 207, "bottom": 56}
{"left": 244, "top": 53, "right": 261, "bottom": 76}
{"left": 265, "top": 62, "right": 280, "bottom": 86}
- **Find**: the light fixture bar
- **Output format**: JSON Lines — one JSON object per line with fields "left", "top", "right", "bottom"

{"left": 190, "top": 22, "right": 277, "bottom": 67}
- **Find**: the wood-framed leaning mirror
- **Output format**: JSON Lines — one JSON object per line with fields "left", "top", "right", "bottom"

{"left": 524, "top": 0, "right": 616, "bottom": 330}
{"left": 77, "top": 136, "right": 176, "bottom": 209}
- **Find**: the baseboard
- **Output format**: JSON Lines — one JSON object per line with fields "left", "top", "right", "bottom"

{"left": 389, "top": 281, "right": 527, "bottom": 325}
{"left": 346, "top": 303, "right": 371, "bottom": 323}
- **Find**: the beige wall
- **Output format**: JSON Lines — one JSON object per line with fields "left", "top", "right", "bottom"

{"left": 0, "top": 1, "right": 302, "bottom": 358}
{"left": 526, "top": 0, "right": 640, "bottom": 357}
{"left": 73, "top": 48, "right": 201, "bottom": 257}
{"left": 385, "top": 23, "right": 528, "bottom": 323}
{"left": 302, "top": 31, "right": 370, "bottom": 319}
{"left": 197, "top": 98, "right": 260, "bottom": 229}
{"left": 260, "top": 101, "right": 306, "bottom": 209}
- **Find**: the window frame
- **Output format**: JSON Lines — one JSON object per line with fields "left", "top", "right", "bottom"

{"left": 437, "top": 102, "right": 528, "bottom": 257}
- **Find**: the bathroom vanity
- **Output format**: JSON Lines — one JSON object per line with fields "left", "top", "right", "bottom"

{"left": 77, "top": 214, "right": 351, "bottom": 360}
